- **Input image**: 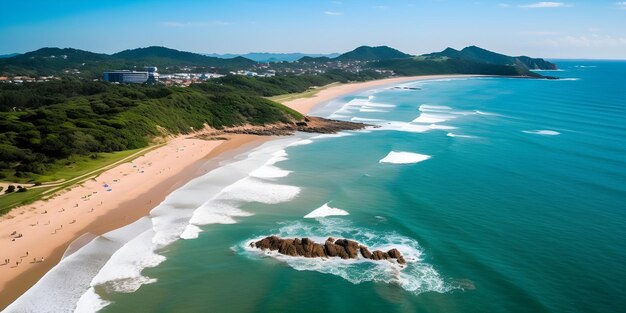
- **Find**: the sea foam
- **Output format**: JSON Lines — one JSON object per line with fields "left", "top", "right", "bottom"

{"left": 379, "top": 151, "right": 432, "bottom": 164}
{"left": 522, "top": 130, "right": 561, "bottom": 136}
{"left": 240, "top": 219, "right": 453, "bottom": 295}
{"left": 447, "top": 133, "right": 475, "bottom": 138}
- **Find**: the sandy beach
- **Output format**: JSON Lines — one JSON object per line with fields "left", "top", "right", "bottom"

{"left": 0, "top": 133, "right": 267, "bottom": 309}
{"left": 283, "top": 75, "right": 477, "bottom": 114}
{"left": 0, "top": 74, "right": 470, "bottom": 309}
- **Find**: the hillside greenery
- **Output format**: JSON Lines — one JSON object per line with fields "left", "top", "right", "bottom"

{"left": 370, "top": 57, "right": 542, "bottom": 77}
{"left": 0, "top": 46, "right": 256, "bottom": 79}
{"left": 0, "top": 77, "right": 306, "bottom": 181}
{"left": 335, "top": 46, "right": 412, "bottom": 61}
{"left": 423, "top": 46, "right": 556, "bottom": 70}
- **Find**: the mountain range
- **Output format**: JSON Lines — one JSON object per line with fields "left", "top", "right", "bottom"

{"left": 0, "top": 46, "right": 255, "bottom": 78}
{"left": 205, "top": 52, "right": 341, "bottom": 63}
{"left": 422, "top": 46, "right": 557, "bottom": 70}
{"left": 0, "top": 45, "right": 556, "bottom": 78}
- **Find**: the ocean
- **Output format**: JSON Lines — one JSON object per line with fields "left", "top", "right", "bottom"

{"left": 7, "top": 61, "right": 626, "bottom": 313}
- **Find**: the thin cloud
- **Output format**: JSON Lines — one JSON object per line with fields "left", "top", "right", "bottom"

{"left": 616, "top": 2, "right": 626, "bottom": 9}
{"left": 212, "top": 20, "right": 232, "bottom": 26}
{"left": 159, "top": 20, "right": 232, "bottom": 28}
{"left": 160, "top": 21, "right": 186, "bottom": 28}
{"left": 520, "top": 31, "right": 562, "bottom": 36}
{"left": 541, "top": 35, "right": 626, "bottom": 47}
{"left": 324, "top": 11, "right": 344, "bottom": 15}
{"left": 373, "top": 5, "right": 389, "bottom": 9}
{"left": 520, "top": 2, "right": 571, "bottom": 8}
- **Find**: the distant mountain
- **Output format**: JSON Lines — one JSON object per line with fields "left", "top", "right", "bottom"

{"left": 423, "top": 46, "right": 556, "bottom": 70}
{"left": 0, "top": 46, "right": 256, "bottom": 78}
{"left": 0, "top": 53, "right": 20, "bottom": 59}
{"left": 335, "top": 46, "right": 412, "bottom": 61}
{"left": 0, "top": 47, "right": 114, "bottom": 76}
{"left": 205, "top": 52, "right": 340, "bottom": 63}
{"left": 298, "top": 56, "right": 332, "bottom": 63}
{"left": 372, "top": 57, "right": 543, "bottom": 78}
{"left": 114, "top": 46, "right": 256, "bottom": 68}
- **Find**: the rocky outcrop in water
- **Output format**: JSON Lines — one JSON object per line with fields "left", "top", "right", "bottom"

{"left": 196, "top": 116, "right": 368, "bottom": 138}
{"left": 250, "top": 236, "right": 406, "bottom": 265}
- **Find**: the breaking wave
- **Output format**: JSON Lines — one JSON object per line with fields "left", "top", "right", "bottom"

{"left": 239, "top": 219, "right": 454, "bottom": 295}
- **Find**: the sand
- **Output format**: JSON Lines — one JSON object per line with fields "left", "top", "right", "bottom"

{"left": 282, "top": 75, "right": 477, "bottom": 114}
{"left": 0, "top": 133, "right": 266, "bottom": 309}
{"left": 0, "top": 74, "right": 475, "bottom": 309}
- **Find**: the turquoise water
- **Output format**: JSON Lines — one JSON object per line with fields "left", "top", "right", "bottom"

{"left": 100, "top": 61, "right": 626, "bottom": 313}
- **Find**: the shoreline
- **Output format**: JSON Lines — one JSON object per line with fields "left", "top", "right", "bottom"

{"left": 1, "top": 74, "right": 478, "bottom": 309}
{"left": 0, "top": 133, "right": 269, "bottom": 309}
{"left": 282, "top": 74, "right": 481, "bottom": 114}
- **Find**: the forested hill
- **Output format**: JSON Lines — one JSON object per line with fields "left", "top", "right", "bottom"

{"left": 0, "top": 79, "right": 295, "bottom": 180}
{"left": 113, "top": 46, "right": 256, "bottom": 68}
{"left": 423, "top": 46, "right": 557, "bottom": 70}
{"left": 0, "top": 46, "right": 256, "bottom": 78}
{"left": 295, "top": 45, "right": 553, "bottom": 77}
{"left": 335, "top": 46, "right": 412, "bottom": 61}
{"left": 0, "top": 71, "right": 386, "bottom": 181}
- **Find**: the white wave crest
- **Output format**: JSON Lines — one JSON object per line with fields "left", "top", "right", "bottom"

{"left": 304, "top": 203, "right": 350, "bottom": 218}
{"left": 250, "top": 165, "right": 291, "bottom": 179}
{"left": 89, "top": 229, "right": 165, "bottom": 293}
{"left": 522, "top": 130, "right": 561, "bottom": 136}
{"left": 74, "top": 287, "right": 110, "bottom": 313}
{"left": 351, "top": 117, "right": 386, "bottom": 123}
{"left": 311, "top": 132, "right": 354, "bottom": 140}
{"left": 220, "top": 178, "right": 300, "bottom": 204}
{"left": 379, "top": 151, "right": 431, "bottom": 164}
{"left": 447, "top": 133, "right": 475, "bottom": 138}
{"left": 288, "top": 139, "right": 314, "bottom": 147}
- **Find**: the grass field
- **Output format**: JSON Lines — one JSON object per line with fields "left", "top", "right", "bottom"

{"left": 0, "top": 144, "right": 162, "bottom": 215}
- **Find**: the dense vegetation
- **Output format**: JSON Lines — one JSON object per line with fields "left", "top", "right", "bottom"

{"left": 334, "top": 46, "right": 412, "bottom": 61}
{"left": 0, "top": 77, "right": 305, "bottom": 180}
{"left": 370, "top": 57, "right": 542, "bottom": 77}
{"left": 423, "top": 46, "right": 557, "bottom": 70}
{"left": 0, "top": 46, "right": 256, "bottom": 78}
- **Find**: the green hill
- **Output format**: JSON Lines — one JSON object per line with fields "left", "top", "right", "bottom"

{"left": 0, "top": 48, "right": 117, "bottom": 77}
{"left": 113, "top": 46, "right": 256, "bottom": 68}
{"left": 371, "top": 57, "right": 542, "bottom": 77}
{"left": 423, "top": 46, "right": 556, "bottom": 70}
{"left": 0, "top": 46, "right": 257, "bottom": 78}
{"left": 335, "top": 46, "right": 412, "bottom": 61}
{"left": 0, "top": 78, "right": 303, "bottom": 181}
{"left": 298, "top": 56, "right": 332, "bottom": 63}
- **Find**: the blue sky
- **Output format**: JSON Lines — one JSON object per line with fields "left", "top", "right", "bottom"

{"left": 1, "top": 0, "right": 625, "bottom": 58}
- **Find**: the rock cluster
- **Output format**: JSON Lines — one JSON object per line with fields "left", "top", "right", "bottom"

{"left": 251, "top": 236, "right": 406, "bottom": 265}
{"left": 214, "top": 117, "right": 368, "bottom": 136}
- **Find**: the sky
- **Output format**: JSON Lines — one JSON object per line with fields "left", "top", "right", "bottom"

{"left": 1, "top": 0, "right": 625, "bottom": 59}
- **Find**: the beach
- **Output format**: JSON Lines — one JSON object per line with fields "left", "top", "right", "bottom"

{"left": 283, "top": 75, "right": 477, "bottom": 114}
{"left": 0, "top": 133, "right": 267, "bottom": 309}
{"left": 0, "top": 74, "right": 474, "bottom": 309}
